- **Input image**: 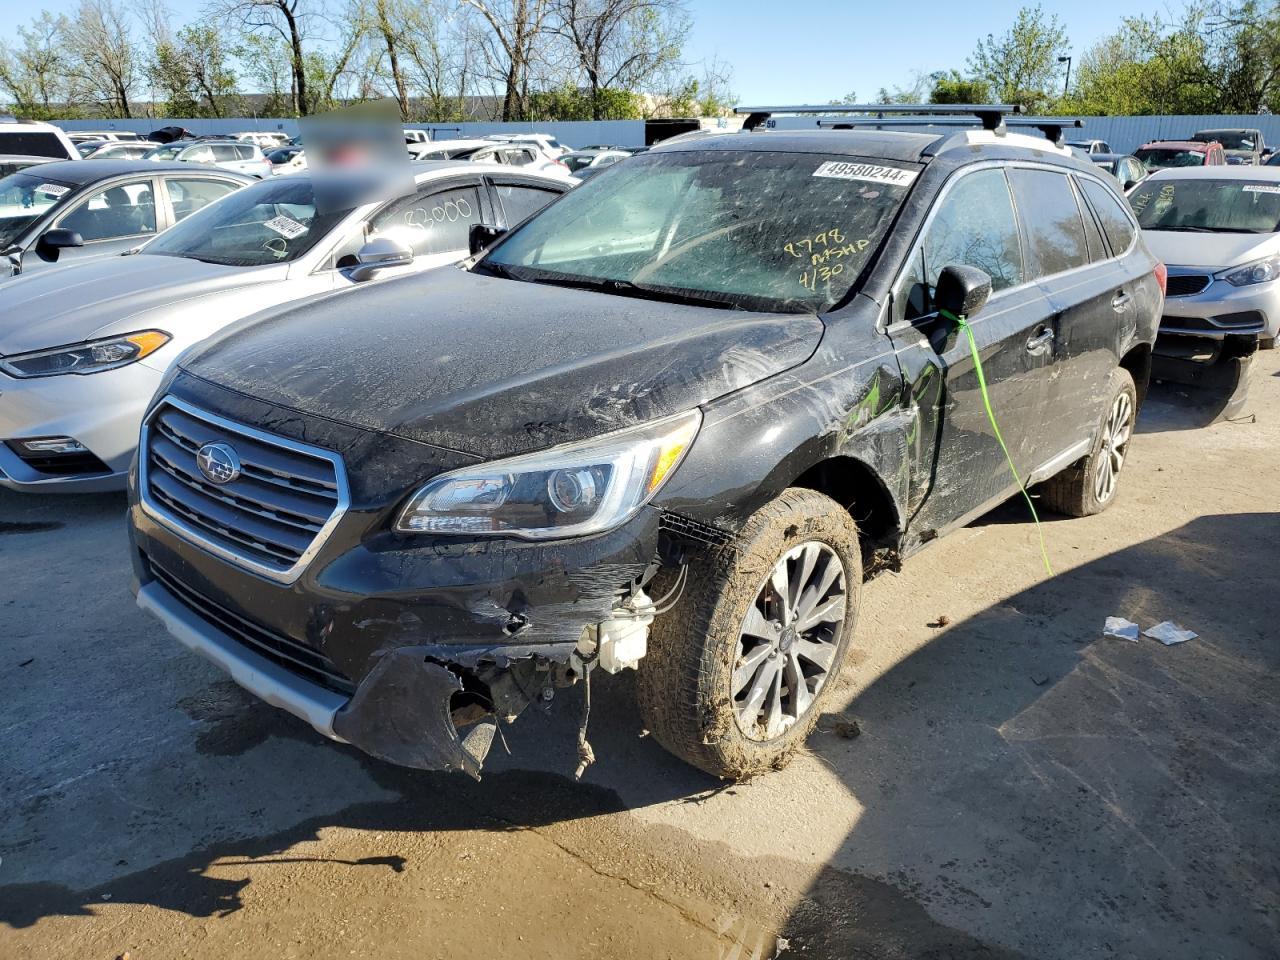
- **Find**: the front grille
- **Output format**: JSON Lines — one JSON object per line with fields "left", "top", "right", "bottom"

{"left": 149, "top": 559, "right": 355, "bottom": 695}
{"left": 1165, "top": 274, "right": 1212, "bottom": 297}
{"left": 142, "top": 398, "right": 347, "bottom": 582}
{"left": 1160, "top": 310, "right": 1265, "bottom": 332}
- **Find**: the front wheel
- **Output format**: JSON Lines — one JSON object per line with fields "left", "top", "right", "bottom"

{"left": 1039, "top": 367, "right": 1137, "bottom": 517}
{"left": 635, "top": 488, "right": 862, "bottom": 779}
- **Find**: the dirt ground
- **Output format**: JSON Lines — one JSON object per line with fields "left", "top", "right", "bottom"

{"left": 2, "top": 350, "right": 1277, "bottom": 960}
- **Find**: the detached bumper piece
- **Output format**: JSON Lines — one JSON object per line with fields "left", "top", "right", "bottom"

{"left": 333, "top": 648, "right": 497, "bottom": 780}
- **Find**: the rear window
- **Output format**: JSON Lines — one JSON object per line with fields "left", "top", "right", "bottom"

{"left": 1080, "top": 178, "right": 1137, "bottom": 253}
{"left": 1007, "top": 169, "right": 1090, "bottom": 277}
{"left": 0, "top": 131, "right": 72, "bottom": 159}
{"left": 1136, "top": 148, "right": 1205, "bottom": 171}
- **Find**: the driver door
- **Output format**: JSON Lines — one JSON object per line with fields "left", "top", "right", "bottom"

{"left": 335, "top": 179, "right": 488, "bottom": 286}
{"left": 23, "top": 177, "right": 159, "bottom": 276}
{"left": 886, "top": 166, "right": 1058, "bottom": 537}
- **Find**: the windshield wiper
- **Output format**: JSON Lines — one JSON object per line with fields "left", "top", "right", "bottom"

{"left": 518, "top": 273, "right": 742, "bottom": 310}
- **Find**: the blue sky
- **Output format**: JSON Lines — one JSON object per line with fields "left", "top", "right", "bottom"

{"left": 6, "top": 0, "right": 1128, "bottom": 103}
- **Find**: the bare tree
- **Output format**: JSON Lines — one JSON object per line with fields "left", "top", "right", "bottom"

{"left": 460, "top": 0, "right": 551, "bottom": 120}
{"left": 65, "top": 0, "right": 140, "bottom": 117}
{"left": 550, "top": 0, "right": 685, "bottom": 119}
{"left": 0, "top": 13, "right": 74, "bottom": 118}
{"left": 215, "top": 0, "right": 316, "bottom": 114}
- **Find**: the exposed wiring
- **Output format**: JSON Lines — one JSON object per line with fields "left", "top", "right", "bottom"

{"left": 941, "top": 308, "right": 1054, "bottom": 576}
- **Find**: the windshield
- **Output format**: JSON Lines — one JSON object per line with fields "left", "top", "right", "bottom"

{"left": 1129, "top": 179, "right": 1280, "bottom": 233}
{"left": 144, "top": 144, "right": 185, "bottom": 160}
{"left": 142, "top": 177, "right": 353, "bottom": 266}
{"left": 481, "top": 150, "right": 915, "bottom": 312}
{"left": 0, "top": 172, "right": 75, "bottom": 247}
{"left": 1136, "top": 148, "right": 1205, "bottom": 171}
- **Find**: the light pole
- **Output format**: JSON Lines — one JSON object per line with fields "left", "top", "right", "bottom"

{"left": 1059, "top": 55, "right": 1072, "bottom": 96}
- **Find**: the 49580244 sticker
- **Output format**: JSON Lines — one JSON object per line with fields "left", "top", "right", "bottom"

{"left": 812, "top": 162, "right": 918, "bottom": 187}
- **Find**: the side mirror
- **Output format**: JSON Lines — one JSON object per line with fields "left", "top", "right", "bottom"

{"left": 35, "top": 228, "right": 84, "bottom": 262}
{"left": 469, "top": 223, "right": 506, "bottom": 256}
{"left": 347, "top": 236, "right": 413, "bottom": 282}
{"left": 934, "top": 264, "right": 992, "bottom": 319}
{"left": 1123, "top": 179, "right": 1139, "bottom": 192}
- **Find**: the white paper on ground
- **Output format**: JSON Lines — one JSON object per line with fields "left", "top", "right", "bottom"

{"left": 1143, "top": 621, "right": 1198, "bottom": 645}
{"left": 1103, "top": 617, "right": 1140, "bottom": 641}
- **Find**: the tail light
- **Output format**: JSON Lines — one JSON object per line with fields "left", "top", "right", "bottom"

{"left": 1154, "top": 262, "right": 1167, "bottom": 295}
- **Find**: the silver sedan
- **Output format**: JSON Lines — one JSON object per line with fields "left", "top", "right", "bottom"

{"left": 0, "top": 162, "right": 571, "bottom": 492}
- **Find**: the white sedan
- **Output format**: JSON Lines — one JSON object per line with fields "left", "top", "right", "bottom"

{"left": 0, "top": 162, "right": 570, "bottom": 492}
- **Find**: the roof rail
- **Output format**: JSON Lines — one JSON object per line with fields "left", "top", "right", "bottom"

{"left": 813, "top": 114, "right": 1085, "bottom": 144}
{"left": 734, "top": 103, "right": 1024, "bottom": 132}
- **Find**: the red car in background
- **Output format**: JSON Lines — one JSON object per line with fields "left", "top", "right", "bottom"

{"left": 1135, "top": 139, "right": 1227, "bottom": 172}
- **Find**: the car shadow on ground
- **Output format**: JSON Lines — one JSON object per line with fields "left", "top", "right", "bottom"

{"left": 4, "top": 511, "right": 1277, "bottom": 958}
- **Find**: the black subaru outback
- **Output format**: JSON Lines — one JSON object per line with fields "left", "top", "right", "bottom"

{"left": 128, "top": 107, "right": 1164, "bottom": 779}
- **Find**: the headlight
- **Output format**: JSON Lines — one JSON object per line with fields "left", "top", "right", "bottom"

{"left": 396, "top": 410, "right": 701, "bottom": 538}
{"left": 0, "top": 330, "right": 170, "bottom": 379}
{"left": 1219, "top": 256, "right": 1280, "bottom": 287}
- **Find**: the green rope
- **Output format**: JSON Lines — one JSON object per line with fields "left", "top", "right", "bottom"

{"left": 940, "top": 308, "right": 1054, "bottom": 576}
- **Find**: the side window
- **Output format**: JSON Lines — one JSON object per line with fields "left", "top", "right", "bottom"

{"left": 210, "top": 144, "right": 238, "bottom": 161}
{"left": 166, "top": 178, "right": 239, "bottom": 223}
{"left": 895, "top": 168, "right": 1023, "bottom": 322}
{"left": 1080, "top": 178, "right": 1137, "bottom": 256}
{"left": 367, "top": 184, "right": 483, "bottom": 257}
{"left": 496, "top": 184, "right": 561, "bottom": 225}
{"left": 1007, "top": 168, "right": 1090, "bottom": 278}
{"left": 58, "top": 180, "right": 156, "bottom": 241}
{"left": 506, "top": 149, "right": 535, "bottom": 167}
{"left": 1072, "top": 178, "right": 1108, "bottom": 262}
{"left": 235, "top": 145, "right": 256, "bottom": 160}
{"left": 183, "top": 145, "right": 214, "bottom": 163}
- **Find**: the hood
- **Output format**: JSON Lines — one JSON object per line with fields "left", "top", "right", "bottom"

{"left": 1140, "top": 229, "right": 1280, "bottom": 270}
{"left": 0, "top": 254, "right": 279, "bottom": 355}
{"left": 183, "top": 268, "right": 824, "bottom": 458}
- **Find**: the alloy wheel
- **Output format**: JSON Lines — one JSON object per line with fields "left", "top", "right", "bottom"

{"left": 732, "top": 541, "right": 847, "bottom": 741}
{"left": 1095, "top": 391, "right": 1134, "bottom": 504}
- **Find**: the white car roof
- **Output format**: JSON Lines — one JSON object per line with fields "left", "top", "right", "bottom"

{"left": 1144, "top": 165, "right": 1280, "bottom": 182}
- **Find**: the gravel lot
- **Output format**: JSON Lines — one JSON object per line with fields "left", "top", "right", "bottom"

{"left": 2, "top": 351, "right": 1277, "bottom": 960}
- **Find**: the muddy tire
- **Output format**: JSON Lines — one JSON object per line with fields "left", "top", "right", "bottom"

{"left": 635, "top": 488, "right": 862, "bottom": 779}
{"left": 1039, "top": 367, "right": 1137, "bottom": 518}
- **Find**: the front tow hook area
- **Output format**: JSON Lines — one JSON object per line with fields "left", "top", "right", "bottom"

{"left": 332, "top": 647, "right": 497, "bottom": 780}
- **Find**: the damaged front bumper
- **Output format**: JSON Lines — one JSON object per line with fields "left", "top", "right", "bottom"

{"left": 136, "top": 581, "right": 500, "bottom": 775}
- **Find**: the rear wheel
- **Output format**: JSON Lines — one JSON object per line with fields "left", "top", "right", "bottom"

{"left": 1040, "top": 367, "right": 1136, "bottom": 517}
{"left": 636, "top": 488, "right": 862, "bottom": 778}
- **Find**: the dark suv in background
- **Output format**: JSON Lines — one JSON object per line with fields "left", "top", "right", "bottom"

{"left": 128, "top": 106, "right": 1163, "bottom": 780}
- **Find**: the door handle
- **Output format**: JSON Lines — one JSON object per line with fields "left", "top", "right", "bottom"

{"left": 1112, "top": 291, "right": 1131, "bottom": 310}
{"left": 1025, "top": 328, "right": 1054, "bottom": 353}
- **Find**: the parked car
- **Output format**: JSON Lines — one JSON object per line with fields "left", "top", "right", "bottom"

{"left": 483, "top": 132, "right": 572, "bottom": 156}
{"left": 1067, "top": 138, "right": 1113, "bottom": 155}
{"left": 267, "top": 145, "right": 307, "bottom": 174}
{"left": 1091, "top": 153, "right": 1147, "bottom": 190}
{"left": 233, "top": 131, "right": 290, "bottom": 149}
{"left": 0, "top": 155, "right": 52, "bottom": 178}
{"left": 0, "top": 159, "right": 249, "bottom": 279}
{"left": 78, "top": 140, "right": 160, "bottom": 160}
{"left": 68, "top": 130, "right": 141, "bottom": 143}
{"left": 404, "top": 129, "right": 430, "bottom": 144}
{"left": 1129, "top": 166, "right": 1280, "bottom": 348}
{"left": 0, "top": 117, "right": 77, "bottom": 160}
{"left": 561, "top": 149, "right": 631, "bottom": 178}
{"left": 0, "top": 162, "right": 570, "bottom": 492}
{"left": 1135, "top": 139, "right": 1226, "bottom": 171}
{"left": 126, "top": 122, "right": 1162, "bottom": 781}
{"left": 1192, "top": 128, "right": 1266, "bottom": 166}
{"left": 144, "top": 139, "right": 273, "bottom": 179}
{"left": 409, "top": 137, "right": 571, "bottom": 177}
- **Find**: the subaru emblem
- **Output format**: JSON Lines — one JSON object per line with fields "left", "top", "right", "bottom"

{"left": 196, "top": 442, "right": 242, "bottom": 485}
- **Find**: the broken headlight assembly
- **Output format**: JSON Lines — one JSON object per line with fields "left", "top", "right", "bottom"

{"left": 396, "top": 410, "right": 701, "bottom": 538}
{"left": 0, "top": 330, "right": 170, "bottom": 378}
{"left": 1219, "top": 255, "right": 1280, "bottom": 287}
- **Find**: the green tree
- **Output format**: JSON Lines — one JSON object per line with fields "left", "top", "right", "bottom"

{"left": 966, "top": 4, "right": 1069, "bottom": 111}
{"left": 149, "top": 24, "right": 239, "bottom": 117}
{"left": 929, "top": 70, "right": 992, "bottom": 104}
{"left": 0, "top": 13, "right": 75, "bottom": 118}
